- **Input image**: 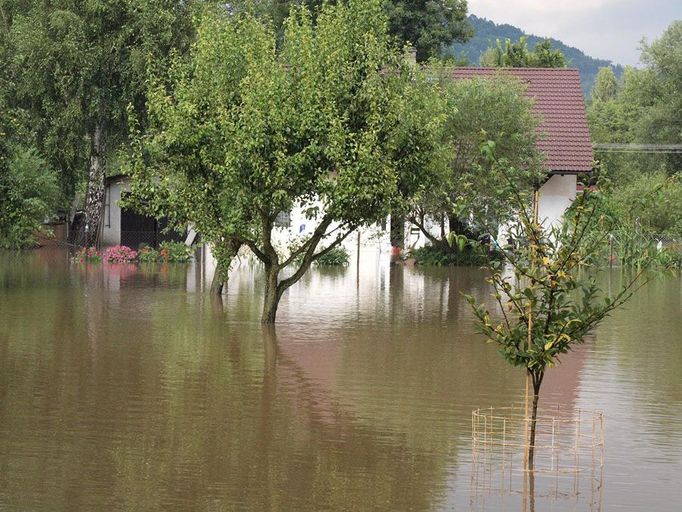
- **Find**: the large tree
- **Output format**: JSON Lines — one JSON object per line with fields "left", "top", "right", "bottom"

{"left": 588, "top": 20, "right": 682, "bottom": 211}
{"left": 194, "top": 0, "right": 473, "bottom": 255}
{"left": 0, "top": 2, "right": 60, "bottom": 248}
{"left": 128, "top": 0, "right": 444, "bottom": 322}
{"left": 6, "top": 0, "right": 195, "bottom": 246}
{"left": 637, "top": 21, "right": 682, "bottom": 170}
{"left": 384, "top": 0, "right": 472, "bottom": 62}
{"left": 589, "top": 22, "right": 682, "bottom": 151}
{"left": 408, "top": 73, "right": 542, "bottom": 252}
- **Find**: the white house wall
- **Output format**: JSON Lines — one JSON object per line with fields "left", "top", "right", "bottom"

{"left": 537, "top": 174, "right": 577, "bottom": 230}
{"left": 102, "top": 177, "right": 577, "bottom": 253}
{"left": 270, "top": 202, "right": 393, "bottom": 254}
{"left": 274, "top": 204, "right": 439, "bottom": 253}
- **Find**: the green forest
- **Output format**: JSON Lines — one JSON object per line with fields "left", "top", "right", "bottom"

{"left": 586, "top": 21, "right": 682, "bottom": 264}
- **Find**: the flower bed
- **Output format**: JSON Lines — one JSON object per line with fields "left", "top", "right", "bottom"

{"left": 103, "top": 245, "right": 138, "bottom": 264}
{"left": 73, "top": 243, "right": 193, "bottom": 264}
{"left": 73, "top": 247, "right": 102, "bottom": 263}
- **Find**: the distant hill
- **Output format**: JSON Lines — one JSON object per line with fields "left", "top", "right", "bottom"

{"left": 448, "top": 15, "right": 624, "bottom": 96}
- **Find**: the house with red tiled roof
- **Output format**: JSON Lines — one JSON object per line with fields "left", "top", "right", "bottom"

{"left": 101, "top": 66, "right": 592, "bottom": 259}
{"left": 451, "top": 67, "right": 593, "bottom": 229}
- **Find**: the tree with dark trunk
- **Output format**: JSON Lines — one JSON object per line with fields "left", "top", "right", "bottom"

{"left": 389, "top": 215, "right": 405, "bottom": 251}
{"left": 129, "top": 1, "right": 445, "bottom": 323}
{"left": 5, "top": 1, "right": 195, "bottom": 246}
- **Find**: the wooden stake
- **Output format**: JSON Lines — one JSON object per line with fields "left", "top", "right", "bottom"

{"left": 524, "top": 187, "right": 540, "bottom": 485}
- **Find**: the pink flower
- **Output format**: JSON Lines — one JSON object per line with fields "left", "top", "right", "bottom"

{"left": 103, "top": 245, "right": 138, "bottom": 264}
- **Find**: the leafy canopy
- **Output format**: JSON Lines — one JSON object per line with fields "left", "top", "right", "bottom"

{"left": 4, "top": 0, "right": 196, "bottom": 200}
{"left": 384, "top": 0, "right": 472, "bottom": 62}
{"left": 0, "top": 147, "right": 60, "bottom": 249}
{"left": 229, "top": 0, "right": 473, "bottom": 62}
{"left": 466, "top": 144, "right": 647, "bottom": 394}
{"left": 409, "top": 71, "right": 542, "bottom": 248}
{"left": 587, "top": 21, "right": 682, "bottom": 240}
{"left": 128, "top": 0, "right": 445, "bottom": 321}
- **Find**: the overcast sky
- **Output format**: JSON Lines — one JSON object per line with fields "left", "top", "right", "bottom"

{"left": 467, "top": 0, "right": 682, "bottom": 66}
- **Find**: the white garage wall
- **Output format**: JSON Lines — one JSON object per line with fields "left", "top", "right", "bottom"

{"left": 537, "top": 174, "right": 578, "bottom": 230}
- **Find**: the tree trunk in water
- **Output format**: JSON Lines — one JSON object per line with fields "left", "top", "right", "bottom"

{"left": 82, "top": 124, "right": 106, "bottom": 248}
{"left": 256, "top": 325, "right": 277, "bottom": 508}
{"left": 390, "top": 214, "right": 405, "bottom": 249}
{"left": 527, "top": 372, "right": 543, "bottom": 472}
{"left": 210, "top": 261, "right": 226, "bottom": 295}
{"left": 527, "top": 468, "right": 536, "bottom": 512}
{"left": 209, "top": 239, "right": 242, "bottom": 295}
{"left": 261, "top": 264, "right": 281, "bottom": 324}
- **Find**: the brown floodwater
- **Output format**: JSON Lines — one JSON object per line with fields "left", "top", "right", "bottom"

{"left": 1, "top": 248, "right": 681, "bottom": 511}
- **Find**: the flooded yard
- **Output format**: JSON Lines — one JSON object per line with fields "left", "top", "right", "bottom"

{"left": 1, "top": 249, "right": 681, "bottom": 511}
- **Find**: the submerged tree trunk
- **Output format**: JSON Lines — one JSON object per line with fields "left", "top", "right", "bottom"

{"left": 209, "top": 238, "right": 242, "bottom": 295}
{"left": 527, "top": 371, "right": 544, "bottom": 471}
{"left": 527, "top": 467, "right": 536, "bottom": 512}
{"left": 390, "top": 214, "right": 405, "bottom": 249}
{"left": 261, "top": 263, "right": 282, "bottom": 324}
{"left": 256, "top": 216, "right": 345, "bottom": 323}
{"left": 210, "top": 262, "right": 227, "bottom": 295}
{"left": 82, "top": 123, "right": 106, "bottom": 248}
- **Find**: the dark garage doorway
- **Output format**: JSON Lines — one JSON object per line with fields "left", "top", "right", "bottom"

{"left": 120, "top": 208, "right": 184, "bottom": 249}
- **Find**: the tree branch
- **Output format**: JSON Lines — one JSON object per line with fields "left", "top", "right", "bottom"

{"left": 236, "top": 235, "right": 269, "bottom": 263}
{"left": 277, "top": 217, "right": 337, "bottom": 292}
{"left": 408, "top": 214, "right": 447, "bottom": 249}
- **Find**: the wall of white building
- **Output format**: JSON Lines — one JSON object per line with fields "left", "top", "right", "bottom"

{"left": 496, "top": 173, "right": 578, "bottom": 246}
{"left": 537, "top": 174, "right": 578, "bottom": 230}
{"left": 102, "top": 174, "right": 578, "bottom": 254}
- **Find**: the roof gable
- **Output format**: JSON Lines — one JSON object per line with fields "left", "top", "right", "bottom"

{"left": 451, "top": 67, "right": 593, "bottom": 173}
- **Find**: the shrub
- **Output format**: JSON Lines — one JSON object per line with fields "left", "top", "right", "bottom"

{"left": 0, "top": 147, "right": 60, "bottom": 249}
{"left": 137, "top": 246, "right": 160, "bottom": 263}
{"left": 103, "top": 245, "right": 138, "bottom": 264}
{"left": 657, "top": 246, "right": 682, "bottom": 268}
{"left": 412, "top": 242, "right": 499, "bottom": 266}
{"left": 158, "top": 241, "right": 193, "bottom": 263}
{"left": 314, "top": 246, "right": 350, "bottom": 266}
{"left": 74, "top": 247, "right": 102, "bottom": 263}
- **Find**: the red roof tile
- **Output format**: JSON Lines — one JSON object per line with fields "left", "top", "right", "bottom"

{"left": 451, "top": 68, "right": 593, "bottom": 173}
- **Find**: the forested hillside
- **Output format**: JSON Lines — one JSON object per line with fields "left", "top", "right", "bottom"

{"left": 449, "top": 15, "right": 624, "bottom": 94}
